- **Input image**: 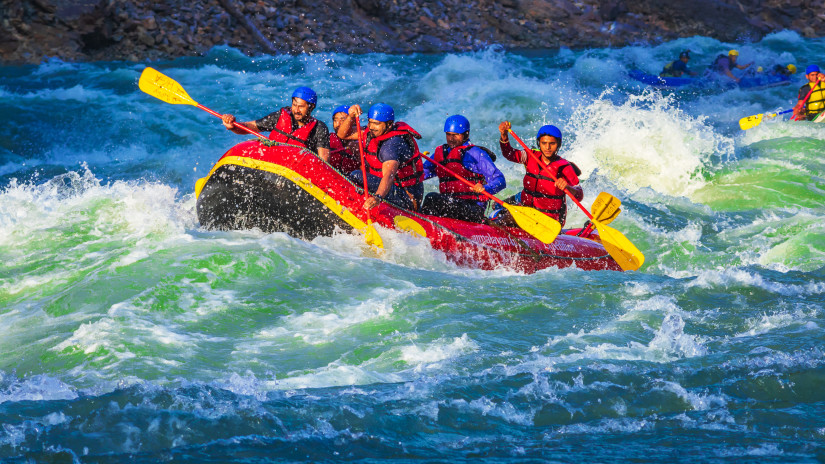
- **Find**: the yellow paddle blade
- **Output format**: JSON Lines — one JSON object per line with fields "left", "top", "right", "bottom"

{"left": 505, "top": 203, "right": 561, "bottom": 244}
{"left": 739, "top": 113, "right": 763, "bottom": 130}
{"left": 139, "top": 67, "right": 198, "bottom": 106}
{"left": 591, "top": 192, "right": 621, "bottom": 225}
{"left": 592, "top": 219, "right": 644, "bottom": 271}
{"left": 599, "top": 208, "right": 621, "bottom": 225}
{"left": 363, "top": 220, "right": 384, "bottom": 251}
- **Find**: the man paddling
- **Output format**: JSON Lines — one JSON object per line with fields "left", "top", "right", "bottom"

{"left": 494, "top": 122, "right": 582, "bottom": 227}
{"left": 337, "top": 103, "right": 424, "bottom": 211}
{"left": 420, "top": 115, "right": 506, "bottom": 223}
{"left": 660, "top": 50, "right": 697, "bottom": 78}
{"left": 221, "top": 86, "right": 330, "bottom": 161}
{"left": 793, "top": 65, "right": 825, "bottom": 121}
{"left": 707, "top": 49, "right": 753, "bottom": 83}
{"left": 328, "top": 105, "right": 361, "bottom": 173}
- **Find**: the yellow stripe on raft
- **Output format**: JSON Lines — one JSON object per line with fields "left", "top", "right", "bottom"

{"left": 393, "top": 215, "right": 427, "bottom": 238}
{"left": 195, "top": 155, "right": 370, "bottom": 233}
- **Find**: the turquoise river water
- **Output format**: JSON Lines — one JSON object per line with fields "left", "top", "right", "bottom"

{"left": 1, "top": 31, "right": 824, "bottom": 463}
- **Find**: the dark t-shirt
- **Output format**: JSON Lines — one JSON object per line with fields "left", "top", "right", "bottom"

{"left": 670, "top": 60, "right": 688, "bottom": 73}
{"left": 711, "top": 55, "right": 731, "bottom": 73}
{"left": 374, "top": 134, "right": 423, "bottom": 202}
{"left": 377, "top": 136, "right": 414, "bottom": 164}
{"left": 799, "top": 83, "right": 814, "bottom": 100}
{"left": 255, "top": 110, "right": 330, "bottom": 153}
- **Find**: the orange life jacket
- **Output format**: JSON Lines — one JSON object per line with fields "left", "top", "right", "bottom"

{"left": 363, "top": 121, "right": 423, "bottom": 189}
{"left": 269, "top": 107, "right": 317, "bottom": 148}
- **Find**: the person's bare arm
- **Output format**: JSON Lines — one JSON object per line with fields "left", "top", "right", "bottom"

{"left": 221, "top": 114, "right": 260, "bottom": 135}
{"left": 364, "top": 160, "right": 399, "bottom": 209}
{"left": 338, "top": 105, "right": 362, "bottom": 140}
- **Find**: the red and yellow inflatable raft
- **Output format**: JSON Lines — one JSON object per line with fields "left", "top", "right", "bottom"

{"left": 194, "top": 140, "right": 622, "bottom": 273}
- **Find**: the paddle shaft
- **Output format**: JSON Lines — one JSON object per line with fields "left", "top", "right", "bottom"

{"left": 420, "top": 150, "right": 561, "bottom": 245}
{"left": 741, "top": 108, "right": 794, "bottom": 130}
{"left": 418, "top": 151, "right": 505, "bottom": 208}
{"left": 196, "top": 104, "right": 268, "bottom": 138}
{"left": 508, "top": 129, "right": 592, "bottom": 220}
{"left": 354, "top": 116, "right": 374, "bottom": 220}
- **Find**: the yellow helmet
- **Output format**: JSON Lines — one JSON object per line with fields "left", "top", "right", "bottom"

{"left": 787, "top": 64, "right": 797, "bottom": 74}
{"left": 757, "top": 66, "right": 764, "bottom": 73}
{"left": 729, "top": 49, "right": 739, "bottom": 56}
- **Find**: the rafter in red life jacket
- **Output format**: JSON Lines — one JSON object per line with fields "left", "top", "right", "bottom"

{"left": 363, "top": 121, "right": 423, "bottom": 189}
{"left": 328, "top": 132, "right": 360, "bottom": 173}
{"left": 432, "top": 143, "right": 492, "bottom": 202}
{"left": 269, "top": 107, "right": 317, "bottom": 148}
{"left": 521, "top": 150, "right": 580, "bottom": 226}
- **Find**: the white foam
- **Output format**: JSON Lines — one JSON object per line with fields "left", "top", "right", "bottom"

{"left": 217, "top": 371, "right": 271, "bottom": 401}
{"left": 689, "top": 267, "right": 825, "bottom": 296}
{"left": 11, "top": 84, "right": 110, "bottom": 102}
{"left": 0, "top": 169, "right": 200, "bottom": 302}
{"left": 715, "top": 443, "right": 785, "bottom": 458}
{"left": 269, "top": 285, "right": 411, "bottom": 346}
{"left": 647, "top": 313, "right": 708, "bottom": 359}
{"left": 50, "top": 296, "right": 225, "bottom": 376}
{"left": 735, "top": 306, "right": 820, "bottom": 337}
{"left": 532, "top": 295, "right": 707, "bottom": 368}
{"left": 446, "top": 396, "right": 533, "bottom": 426}
{"left": 272, "top": 364, "right": 403, "bottom": 390}
{"left": 551, "top": 417, "right": 653, "bottom": 435}
{"left": 567, "top": 89, "right": 731, "bottom": 196}
{"left": 721, "top": 346, "right": 824, "bottom": 371}
{"left": 0, "top": 168, "right": 196, "bottom": 242}
{"left": 400, "top": 333, "right": 479, "bottom": 370}
{"left": 655, "top": 380, "right": 727, "bottom": 411}
{"left": 0, "top": 373, "right": 78, "bottom": 404}
{"left": 311, "top": 226, "right": 456, "bottom": 273}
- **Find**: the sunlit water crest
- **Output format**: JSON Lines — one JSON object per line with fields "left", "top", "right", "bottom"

{"left": 1, "top": 32, "right": 824, "bottom": 462}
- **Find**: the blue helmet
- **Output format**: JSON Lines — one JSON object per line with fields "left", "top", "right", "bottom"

{"left": 806, "top": 64, "right": 821, "bottom": 75}
{"left": 332, "top": 105, "right": 350, "bottom": 118}
{"left": 537, "top": 125, "right": 562, "bottom": 144}
{"left": 292, "top": 86, "right": 317, "bottom": 106}
{"left": 368, "top": 103, "right": 394, "bottom": 122}
{"left": 444, "top": 115, "right": 470, "bottom": 134}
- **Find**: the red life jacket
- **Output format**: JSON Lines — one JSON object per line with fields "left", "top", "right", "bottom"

{"left": 268, "top": 107, "right": 317, "bottom": 148}
{"left": 364, "top": 121, "right": 423, "bottom": 189}
{"left": 432, "top": 143, "right": 487, "bottom": 202}
{"left": 521, "top": 150, "right": 578, "bottom": 225}
{"left": 328, "top": 133, "right": 360, "bottom": 173}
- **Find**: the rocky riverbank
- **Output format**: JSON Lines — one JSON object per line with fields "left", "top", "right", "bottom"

{"left": 1, "top": 0, "right": 823, "bottom": 64}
